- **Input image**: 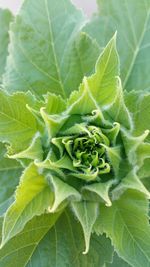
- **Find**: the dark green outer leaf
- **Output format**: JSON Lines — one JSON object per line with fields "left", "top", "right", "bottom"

{"left": 27, "top": 210, "right": 113, "bottom": 267}
{"left": 0, "top": 209, "right": 113, "bottom": 267}
{"left": 0, "top": 213, "right": 61, "bottom": 267}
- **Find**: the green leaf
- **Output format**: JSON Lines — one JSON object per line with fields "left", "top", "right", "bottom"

{"left": 2, "top": 163, "right": 53, "bottom": 246}
{"left": 112, "top": 169, "right": 150, "bottom": 200}
{"left": 8, "top": 132, "right": 43, "bottom": 161}
{"left": 0, "top": 213, "right": 61, "bottom": 267}
{"left": 107, "top": 252, "right": 131, "bottom": 267}
{"left": 40, "top": 108, "right": 69, "bottom": 138}
{"left": 84, "top": 0, "right": 150, "bottom": 92}
{"left": 0, "top": 143, "right": 22, "bottom": 215}
{"left": 97, "top": 190, "right": 150, "bottom": 267}
{"left": 47, "top": 174, "right": 81, "bottom": 212}
{"left": 3, "top": 0, "right": 100, "bottom": 98}
{"left": 68, "top": 34, "right": 120, "bottom": 116}
{"left": 125, "top": 91, "right": 150, "bottom": 139}
{"left": 71, "top": 201, "right": 99, "bottom": 254}
{"left": 0, "top": 210, "right": 113, "bottom": 267}
{"left": 83, "top": 180, "right": 113, "bottom": 207}
{"left": 44, "top": 92, "right": 67, "bottom": 114}
{"left": 27, "top": 210, "right": 113, "bottom": 267}
{"left": 0, "top": 9, "right": 13, "bottom": 80}
{"left": 87, "top": 33, "right": 120, "bottom": 108}
{"left": 103, "top": 78, "right": 132, "bottom": 129}
{"left": 0, "top": 90, "right": 38, "bottom": 152}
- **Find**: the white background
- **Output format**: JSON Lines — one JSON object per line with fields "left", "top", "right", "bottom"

{"left": 0, "top": 0, "right": 97, "bottom": 16}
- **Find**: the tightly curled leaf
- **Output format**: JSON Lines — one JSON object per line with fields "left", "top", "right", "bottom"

{"left": 40, "top": 111, "right": 119, "bottom": 182}
{"left": 0, "top": 34, "right": 150, "bottom": 266}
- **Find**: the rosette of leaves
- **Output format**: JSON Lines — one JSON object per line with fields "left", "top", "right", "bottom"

{"left": 0, "top": 0, "right": 150, "bottom": 266}
{"left": 0, "top": 32, "right": 150, "bottom": 267}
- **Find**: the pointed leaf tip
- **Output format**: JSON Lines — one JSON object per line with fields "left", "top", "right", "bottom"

{"left": 71, "top": 201, "right": 99, "bottom": 254}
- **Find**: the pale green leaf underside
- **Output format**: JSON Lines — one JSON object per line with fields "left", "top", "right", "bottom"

{"left": 0, "top": 9, "right": 13, "bottom": 80}
{"left": 84, "top": 0, "right": 150, "bottom": 92}
{"left": 2, "top": 164, "right": 53, "bottom": 246}
{"left": 99, "top": 191, "right": 150, "bottom": 267}
{"left": 3, "top": 0, "right": 100, "bottom": 98}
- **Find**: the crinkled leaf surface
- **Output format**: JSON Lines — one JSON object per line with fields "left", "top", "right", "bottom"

{"left": 2, "top": 163, "right": 53, "bottom": 246}
{"left": 84, "top": 0, "right": 150, "bottom": 92}
{"left": 3, "top": 0, "right": 100, "bottom": 98}
{"left": 0, "top": 9, "right": 13, "bottom": 81}
{"left": 95, "top": 190, "right": 150, "bottom": 267}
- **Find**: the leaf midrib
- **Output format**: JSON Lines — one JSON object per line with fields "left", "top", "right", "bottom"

{"left": 123, "top": 7, "right": 150, "bottom": 89}
{"left": 44, "top": 0, "right": 66, "bottom": 99}
{"left": 0, "top": 108, "right": 36, "bottom": 132}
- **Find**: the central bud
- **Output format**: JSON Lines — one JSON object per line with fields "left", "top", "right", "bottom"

{"left": 63, "top": 125, "right": 111, "bottom": 176}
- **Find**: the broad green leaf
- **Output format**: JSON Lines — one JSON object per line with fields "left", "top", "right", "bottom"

{"left": 97, "top": 190, "right": 150, "bottom": 267}
{"left": 0, "top": 143, "right": 22, "bottom": 215}
{"left": 47, "top": 174, "right": 81, "bottom": 212}
{"left": 0, "top": 213, "right": 61, "bottom": 267}
{"left": 84, "top": 0, "right": 150, "bottom": 92}
{"left": 27, "top": 210, "right": 113, "bottom": 267}
{"left": 0, "top": 211, "right": 113, "bottom": 267}
{"left": 0, "top": 9, "right": 13, "bottom": 80}
{"left": 3, "top": 0, "right": 100, "bottom": 98}
{"left": 0, "top": 90, "right": 38, "bottom": 152}
{"left": 2, "top": 163, "right": 53, "bottom": 246}
{"left": 71, "top": 201, "right": 99, "bottom": 254}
